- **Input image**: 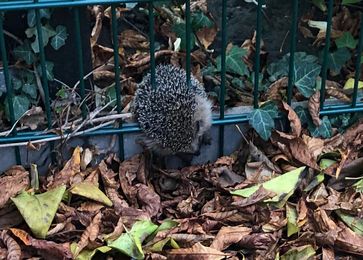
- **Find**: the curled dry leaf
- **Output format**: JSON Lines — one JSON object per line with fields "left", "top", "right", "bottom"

{"left": 0, "top": 166, "right": 29, "bottom": 209}
{"left": 282, "top": 101, "right": 302, "bottom": 137}
{"left": 120, "top": 29, "right": 149, "bottom": 49}
{"left": 210, "top": 226, "right": 252, "bottom": 251}
{"left": 326, "top": 88, "right": 351, "bottom": 103}
{"left": 308, "top": 91, "right": 321, "bottom": 127}
{"left": 266, "top": 77, "right": 288, "bottom": 101}
{"left": 196, "top": 26, "right": 218, "bottom": 49}
{"left": 10, "top": 228, "right": 72, "bottom": 260}
{"left": 169, "top": 233, "right": 214, "bottom": 247}
{"left": 0, "top": 230, "right": 21, "bottom": 260}
{"left": 168, "top": 242, "right": 231, "bottom": 260}
{"left": 75, "top": 212, "right": 102, "bottom": 257}
{"left": 136, "top": 184, "right": 161, "bottom": 218}
{"left": 48, "top": 147, "right": 81, "bottom": 189}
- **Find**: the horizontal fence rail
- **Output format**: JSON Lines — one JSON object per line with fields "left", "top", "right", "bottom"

{"left": 0, "top": 0, "right": 362, "bottom": 164}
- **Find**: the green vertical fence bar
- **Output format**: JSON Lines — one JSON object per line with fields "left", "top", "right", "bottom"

{"left": 287, "top": 0, "right": 298, "bottom": 105}
{"left": 73, "top": 7, "right": 87, "bottom": 118}
{"left": 253, "top": 0, "right": 263, "bottom": 109}
{"left": 352, "top": 12, "right": 363, "bottom": 108}
{"left": 185, "top": 0, "right": 191, "bottom": 87}
{"left": 148, "top": 1, "right": 156, "bottom": 89}
{"left": 320, "top": 0, "right": 334, "bottom": 106}
{"left": 219, "top": 0, "right": 227, "bottom": 156}
{"left": 111, "top": 5, "right": 124, "bottom": 160}
{"left": 0, "top": 13, "right": 21, "bottom": 163}
{"left": 35, "top": 7, "right": 52, "bottom": 130}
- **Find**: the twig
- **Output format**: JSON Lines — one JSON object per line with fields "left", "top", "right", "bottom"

{"left": 234, "top": 124, "right": 249, "bottom": 143}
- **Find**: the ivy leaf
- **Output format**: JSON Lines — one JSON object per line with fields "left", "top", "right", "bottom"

{"left": 335, "top": 32, "right": 357, "bottom": 49}
{"left": 294, "top": 62, "right": 321, "bottom": 98}
{"left": 191, "top": 10, "right": 213, "bottom": 31}
{"left": 260, "top": 101, "right": 279, "bottom": 119}
{"left": 36, "top": 61, "right": 54, "bottom": 81}
{"left": 312, "top": 0, "right": 327, "bottom": 11}
{"left": 26, "top": 24, "right": 56, "bottom": 53}
{"left": 11, "top": 185, "right": 66, "bottom": 238}
{"left": 27, "top": 9, "right": 51, "bottom": 27}
{"left": 295, "top": 106, "right": 310, "bottom": 125}
{"left": 5, "top": 95, "right": 31, "bottom": 120}
{"left": 11, "top": 77, "right": 22, "bottom": 91}
{"left": 249, "top": 108, "right": 275, "bottom": 141}
{"left": 51, "top": 25, "right": 68, "bottom": 50}
{"left": 13, "top": 41, "right": 35, "bottom": 65}
{"left": 172, "top": 22, "right": 196, "bottom": 51}
{"left": 308, "top": 116, "right": 332, "bottom": 138}
{"left": 325, "top": 48, "right": 351, "bottom": 76}
{"left": 22, "top": 83, "right": 37, "bottom": 99}
{"left": 216, "top": 46, "right": 249, "bottom": 76}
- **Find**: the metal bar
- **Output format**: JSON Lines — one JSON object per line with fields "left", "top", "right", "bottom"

{"left": 219, "top": 0, "right": 227, "bottom": 156}
{"left": 287, "top": 0, "right": 298, "bottom": 105}
{"left": 35, "top": 7, "right": 52, "bottom": 129}
{"left": 0, "top": 0, "right": 152, "bottom": 11}
{"left": 253, "top": 0, "right": 262, "bottom": 109}
{"left": 111, "top": 5, "right": 124, "bottom": 160}
{"left": 185, "top": 0, "right": 191, "bottom": 87}
{"left": 320, "top": 0, "right": 334, "bottom": 106}
{"left": 0, "top": 12, "right": 21, "bottom": 163}
{"left": 148, "top": 1, "right": 156, "bottom": 89}
{"left": 352, "top": 12, "right": 363, "bottom": 108}
{"left": 320, "top": 105, "right": 363, "bottom": 115}
{"left": 73, "top": 7, "right": 87, "bottom": 118}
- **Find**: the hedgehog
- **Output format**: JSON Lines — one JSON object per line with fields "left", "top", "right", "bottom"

{"left": 133, "top": 64, "right": 212, "bottom": 156}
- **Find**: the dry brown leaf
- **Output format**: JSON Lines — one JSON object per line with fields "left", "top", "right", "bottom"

{"left": 231, "top": 186, "right": 276, "bottom": 208}
{"left": 282, "top": 101, "right": 302, "bottom": 137}
{"left": 322, "top": 247, "right": 335, "bottom": 260}
{"left": 169, "top": 234, "right": 214, "bottom": 247}
{"left": 202, "top": 210, "right": 239, "bottom": 220}
{"left": 90, "top": 5, "right": 104, "bottom": 47}
{"left": 77, "top": 202, "right": 104, "bottom": 213}
{"left": 120, "top": 29, "right": 149, "bottom": 49}
{"left": 238, "top": 233, "right": 278, "bottom": 250}
{"left": 326, "top": 88, "right": 351, "bottom": 103}
{"left": 48, "top": 147, "right": 81, "bottom": 188}
{"left": 75, "top": 212, "right": 102, "bottom": 256}
{"left": 308, "top": 91, "right": 321, "bottom": 127}
{"left": 19, "top": 106, "right": 45, "bottom": 130}
{"left": 196, "top": 26, "right": 218, "bottom": 49}
{"left": 1, "top": 230, "right": 21, "bottom": 260}
{"left": 136, "top": 184, "right": 161, "bottom": 218}
{"left": 168, "top": 242, "right": 231, "bottom": 260}
{"left": 0, "top": 166, "right": 29, "bottom": 209}
{"left": 314, "top": 208, "right": 363, "bottom": 256}
{"left": 103, "top": 216, "right": 124, "bottom": 241}
{"left": 265, "top": 77, "right": 288, "bottom": 101}
{"left": 210, "top": 226, "right": 251, "bottom": 251}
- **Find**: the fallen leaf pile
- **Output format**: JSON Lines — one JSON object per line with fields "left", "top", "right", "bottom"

{"left": 1, "top": 101, "right": 363, "bottom": 259}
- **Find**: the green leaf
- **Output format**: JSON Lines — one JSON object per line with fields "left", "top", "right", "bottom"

{"left": 13, "top": 41, "right": 35, "bottom": 65}
{"left": 11, "top": 185, "right": 66, "bottom": 238}
{"left": 342, "top": 0, "right": 361, "bottom": 5}
{"left": 216, "top": 46, "right": 249, "bottom": 76}
{"left": 325, "top": 48, "right": 351, "bottom": 76}
{"left": 281, "top": 245, "right": 315, "bottom": 260}
{"left": 231, "top": 167, "right": 305, "bottom": 205}
{"left": 335, "top": 210, "right": 363, "bottom": 235}
{"left": 172, "top": 22, "right": 196, "bottom": 51}
{"left": 36, "top": 61, "right": 54, "bottom": 81}
{"left": 51, "top": 25, "right": 68, "bottom": 50}
{"left": 260, "top": 101, "right": 279, "bottom": 119}
{"left": 304, "top": 173, "right": 324, "bottom": 192}
{"left": 249, "top": 109, "right": 275, "bottom": 141}
{"left": 295, "top": 106, "right": 310, "bottom": 125}
{"left": 308, "top": 116, "right": 332, "bottom": 138}
{"left": 26, "top": 24, "right": 56, "bottom": 53}
{"left": 191, "top": 10, "right": 213, "bottom": 31}
{"left": 108, "top": 220, "right": 158, "bottom": 259}
{"left": 5, "top": 95, "right": 30, "bottom": 121}
{"left": 335, "top": 32, "right": 358, "bottom": 49}
{"left": 22, "top": 83, "right": 37, "bottom": 99}
{"left": 286, "top": 203, "right": 299, "bottom": 237}
{"left": 69, "top": 182, "right": 113, "bottom": 207}
{"left": 11, "top": 77, "right": 22, "bottom": 91}
{"left": 27, "top": 9, "right": 51, "bottom": 27}
{"left": 71, "top": 244, "right": 112, "bottom": 260}
{"left": 312, "top": 0, "right": 327, "bottom": 11}
{"left": 294, "top": 62, "right": 321, "bottom": 98}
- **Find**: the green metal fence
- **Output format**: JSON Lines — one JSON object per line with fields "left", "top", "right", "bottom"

{"left": 0, "top": 0, "right": 362, "bottom": 165}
